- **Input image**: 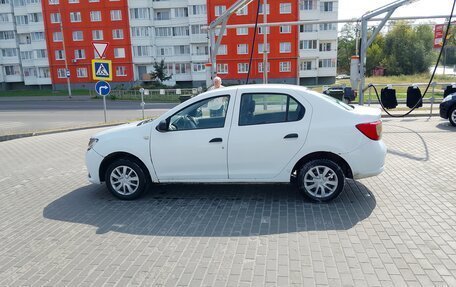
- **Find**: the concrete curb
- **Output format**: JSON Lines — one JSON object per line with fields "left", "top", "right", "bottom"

{"left": 382, "top": 112, "right": 440, "bottom": 118}
{"left": 0, "top": 122, "right": 124, "bottom": 143}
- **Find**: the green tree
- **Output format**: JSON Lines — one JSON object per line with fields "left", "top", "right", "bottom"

{"left": 383, "top": 21, "right": 435, "bottom": 75}
{"left": 366, "top": 32, "right": 385, "bottom": 76}
{"left": 337, "top": 23, "right": 357, "bottom": 74}
{"left": 149, "top": 59, "right": 172, "bottom": 82}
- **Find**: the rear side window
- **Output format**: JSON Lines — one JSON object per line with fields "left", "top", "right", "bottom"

{"left": 239, "top": 93, "right": 305, "bottom": 126}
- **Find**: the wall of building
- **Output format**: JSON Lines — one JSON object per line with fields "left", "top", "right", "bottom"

{"left": 0, "top": 0, "right": 338, "bottom": 89}
{"left": 41, "top": 0, "right": 134, "bottom": 87}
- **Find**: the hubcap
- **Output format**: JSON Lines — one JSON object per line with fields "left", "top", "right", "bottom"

{"left": 451, "top": 109, "right": 456, "bottom": 123}
{"left": 303, "top": 165, "right": 338, "bottom": 198}
{"left": 110, "top": 166, "right": 139, "bottom": 195}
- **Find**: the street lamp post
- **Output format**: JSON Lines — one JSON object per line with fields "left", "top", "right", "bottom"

{"left": 59, "top": 10, "right": 72, "bottom": 99}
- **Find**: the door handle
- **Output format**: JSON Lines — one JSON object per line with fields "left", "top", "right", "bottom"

{"left": 284, "top": 133, "right": 298, "bottom": 139}
{"left": 209, "top": 138, "right": 223, "bottom": 143}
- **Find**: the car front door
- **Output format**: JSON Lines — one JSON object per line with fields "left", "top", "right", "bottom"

{"left": 150, "top": 93, "right": 233, "bottom": 182}
{"left": 227, "top": 90, "right": 311, "bottom": 180}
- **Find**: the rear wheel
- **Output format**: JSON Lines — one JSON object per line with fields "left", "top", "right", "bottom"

{"left": 449, "top": 106, "right": 456, "bottom": 127}
{"left": 105, "top": 159, "right": 147, "bottom": 200}
{"left": 297, "top": 159, "right": 345, "bottom": 202}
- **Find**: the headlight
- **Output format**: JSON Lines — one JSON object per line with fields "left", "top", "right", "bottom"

{"left": 87, "top": 138, "right": 99, "bottom": 151}
{"left": 442, "top": 95, "right": 453, "bottom": 103}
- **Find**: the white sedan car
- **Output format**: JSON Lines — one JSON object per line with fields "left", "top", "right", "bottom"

{"left": 86, "top": 84, "right": 386, "bottom": 202}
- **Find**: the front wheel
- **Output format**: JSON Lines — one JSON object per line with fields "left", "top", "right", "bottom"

{"left": 297, "top": 159, "right": 345, "bottom": 202}
{"left": 105, "top": 159, "right": 148, "bottom": 200}
{"left": 449, "top": 106, "right": 456, "bottom": 127}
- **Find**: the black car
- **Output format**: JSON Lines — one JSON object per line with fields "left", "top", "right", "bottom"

{"left": 440, "top": 93, "right": 456, "bottom": 127}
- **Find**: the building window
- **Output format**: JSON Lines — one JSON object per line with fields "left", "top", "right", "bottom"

{"left": 237, "top": 44, "right": 248, "bottom": 55}
{"left": 258, "top": 43, "right": 270, "bottom": 54}
{"left": 133, "top": 46, "right": 150, "bottom": 57}
{"left": 236, "top": 27, "right": 248, "bottom": 35}
{"left": 72, "top": 31, "right": 83, "bottom": 41}
{"left": 320, "top": 1, "right": 334, "bottom": 12}
{"left": 300, "top": 0, "right": 315, "bottom": 10}
{"left": 236, "top": 6, "right": 247, "bottom": 15}
{"left": 175, "top": 63, "right": 190, "bottom": 74}
{"left": 319, "top": 42, "right": 332, "bottom": 51}
{"left": 280, "top": 62, "right": 291, "bottom": 72}
{"left": 77, "top": 68, "right": 88, "bottom": 78}
{"left": 74, "top": 49, "right": 85, "bottom": 59}
{"left": 319, "top": 23, "right": 336, "bottom": 31}
{"left": 116, "top": 66, "right": 127, "bottom": 76}
{"left": 49, "top": 0, "right": 59, "bottom": 4}
{"left": 300, "top": 40, "right": 317, "bottom": 49}
{"left": 174, "top": 7, "right": 188, "bottom": 18}
{"left": 280, "top": 25, "right": 291, "bottom": 34}
{"left": 50, "top": 13, "right": 60, "bottom": 23}
{"left": 110, "top": 10, "right": 122, "bottom": 21}
{"left": 258, "top": 4, "right": 270, "bottom": 14}
{"left": 238, "top": 63, "right": 249, "bottom": 74}
{"left": 191, "top": 5, "right": 206, "bottom": 15}
{"left": 52, "top": 31, "right": 62, "bottom": 42}
{"left": 215, "top": 5, "right": 226, "bottom": 16}
{"left": 90, "top": 11, "right": 101, "bottom": 22}
{"left": 300, "top": 61, "right": 313, "bottom": 70}
{"left": 112, "top": 29, "right": 124, "bottom": 39}
{"left": 280, "top": 42, "right": 291, "bottom": 53}
{"left": 57, "top": 68, "right": 67, "bottom": 78}
{"left": 114, "top": 48, "right": 125, "bottom": 58}
{"left": 130, "top": 8, "right": 150, "bottom": 19}
{"left": 217, "top": 63, "right": 228, "bottom": 74}
{"left": 92, "top": 30, "right": 103, "bottom": 40}
{"left": 300, "top": 24, "right": 314, "bottom": 33}
{"left": 319, "top": 59, "right": 336, "bottom": 68}
{"left": 192, "top": 63, "right": 206, "bottom": 72}
{"left": 55, "top": 50, "right": 65, "bottom": 60}
{"left": 70, "top": 12, "right": 81, "bottom": 22}
{"left": 280, "top": 3, "right": 292, "bottom": 14}
{"left": 154, "top": 10, "right": 171, "bottom": 20}
{"left": 258, "top": 27, "right": 270, "bottom": 34}
{"left": 69, "top": 0, "right": 79, "bottom": 3}
{"left": 38, "top": 67, "right": 50, "bottom": 78}
{"left": 258, "top": 62, "right": 270, "bottom": 73}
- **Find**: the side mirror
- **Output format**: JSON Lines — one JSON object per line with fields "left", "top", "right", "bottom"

{"left": 156, "top": 120, "right": 168, "bottom": 132}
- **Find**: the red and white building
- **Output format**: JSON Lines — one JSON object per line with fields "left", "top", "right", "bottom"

{"left": 0, "top": 0, "right": 338, "bottom": 89}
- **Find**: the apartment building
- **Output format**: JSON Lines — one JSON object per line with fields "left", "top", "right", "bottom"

{"left": 0, "top": 0, "right": 338, "bottom": 89}
{"left": 0, "top": 0, "right": 51, "bottom": 89}
{"left": 208, "top": 0, "right": 338, "bottom": 85}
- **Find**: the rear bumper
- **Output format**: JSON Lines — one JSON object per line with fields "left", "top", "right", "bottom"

{"left": 86, "top": 149, "right": 104, "bottom": 184}
{"left": 342, "top": 140, "right": 387, "bottom": 180}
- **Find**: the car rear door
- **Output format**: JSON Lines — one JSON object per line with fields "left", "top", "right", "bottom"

{"left": 227, "top": 88, "right": 312, "bottom": 180}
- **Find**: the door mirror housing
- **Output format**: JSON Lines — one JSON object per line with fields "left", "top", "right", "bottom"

{"left": 156, "top": 120, "right": 168, "bottom": 132}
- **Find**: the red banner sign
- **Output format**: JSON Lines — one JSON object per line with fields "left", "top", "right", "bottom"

{"left": 434, "top": 24, "right": 444, "bottom": 49}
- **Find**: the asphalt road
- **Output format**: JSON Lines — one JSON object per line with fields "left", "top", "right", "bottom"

{"left": 0, "top": 97, "right": 177, "bottom": 136}
{"left": 0, "top": 118, "right": 455, "bottom": 286}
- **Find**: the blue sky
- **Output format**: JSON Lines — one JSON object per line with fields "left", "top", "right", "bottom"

{"left": 338, "top": 0, "right": 454, "bottom": 22}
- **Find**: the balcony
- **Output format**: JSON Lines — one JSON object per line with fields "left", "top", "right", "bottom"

{"left": 299, "top": 69, "right": 318, "bottom": 78}
{"left": 317, "top": 67, "right": 336, "bottom": 77}
{"left": 4, "top": 74, "right": 23, "bottom": 82}
{"left": 299, "top": 49, "right": 320, "bottom": 58}
{"left": 0, "top": 22, "right": 14, "bottom": 32}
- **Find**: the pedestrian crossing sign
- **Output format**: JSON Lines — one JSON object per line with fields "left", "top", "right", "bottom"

{"left": 92, "top": 59, "right": 112, "bottom": 81}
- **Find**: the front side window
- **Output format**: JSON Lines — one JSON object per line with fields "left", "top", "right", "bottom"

{"left": 239, "top": 93, "right": 305, "bottom": 126}
{"left": 168, "top": 95, "right": 230, "bottom": 131}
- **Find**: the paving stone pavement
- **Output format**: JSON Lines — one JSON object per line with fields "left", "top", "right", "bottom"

{"left": 0, "top": 118, "right": 455, "bottom": 286}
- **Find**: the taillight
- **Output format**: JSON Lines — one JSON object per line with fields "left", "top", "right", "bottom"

{"left": 356, "top": 121, "right": 382, "bottom": 141}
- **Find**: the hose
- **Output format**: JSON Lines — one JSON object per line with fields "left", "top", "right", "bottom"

{"left": 370, "top": 0, "right": 456, "bottom": 117}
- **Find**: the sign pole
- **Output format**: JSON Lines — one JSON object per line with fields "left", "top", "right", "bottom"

{"left": 59, "top": 10, "right": 72, "bottom": 99}
{"left": 139, "top": 88, "right": 145, "bottom": 119}
{"left": 103, "top": 94, "right": 107, "bottom": 123}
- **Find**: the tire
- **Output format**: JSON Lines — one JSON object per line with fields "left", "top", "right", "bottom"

{"left": 297, "top": 159, "right": 345, "bottom": 202}
{"left": 449, "top": 106, "right": 456, "bottom": 127}
{"left": 105, "top": 158, "right": 148, "bottom": 200}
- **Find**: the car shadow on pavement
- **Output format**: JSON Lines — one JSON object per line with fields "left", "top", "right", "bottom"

{"left": 436, "top": 122, "right": 456, "bottom": 131}
{"left": 43, "top": 180, "right": 376, "bottom": 237}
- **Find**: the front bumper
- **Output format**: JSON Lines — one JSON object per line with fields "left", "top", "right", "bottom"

{"left": 86, "top": 149, "right": 104, "bottom": 184}
{"left": 342, "top": 139, "right": 387, "bottom": 180}
{"left": 440, "top": 102, "right": 451, "bottom": 119}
